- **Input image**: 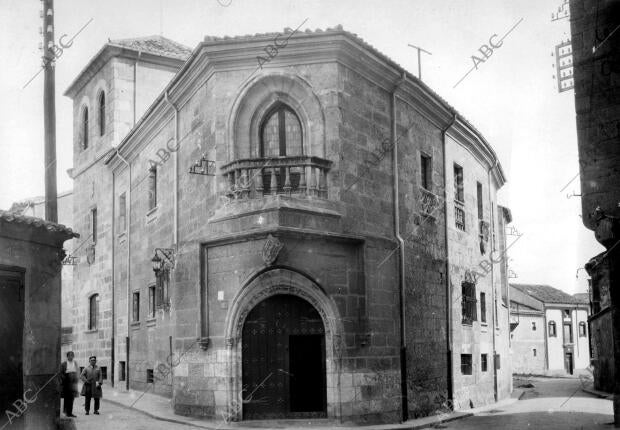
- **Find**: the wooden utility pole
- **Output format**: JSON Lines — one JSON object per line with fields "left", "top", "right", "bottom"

{"left": 43, "top": 0, "right": 58, "bottom": 222}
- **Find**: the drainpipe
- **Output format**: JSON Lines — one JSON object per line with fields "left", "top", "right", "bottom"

{"left": 115, "top": 150, "right": 131, "bottom": 390}
{"left": 441, "top": 113, "right": 457, "bottom": 405}
{"left": 133, "top": 51, "right": 142, "bottom": 126}
{"left": 391, "top": 71, "right": 408, "bottom": 422}
{"left": 111, "top": 172, "right": 116, "bottom": 387}
{"left": 163, "top": 91, "right": 179, "bottom": 249}
{"left": 487, "top": 157, "right": 499, "bottom": 401}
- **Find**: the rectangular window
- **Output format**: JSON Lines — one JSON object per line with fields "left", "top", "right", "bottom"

{"left": 88, "top": 294, "right": 98, "bottom": 330}
{"left": 132, "top": 291, "right": 140, "bottom": 322}
{"left": 146, "top": 369, "right": 154, "bottom": 384}
{"left": 533, "top": 348, "right": 537, "bottom": 357}
{"left": 481, "top": 354, "right": 488, "bottom": 372}
{"left": 549, "top": 321, "right": 557, "bottom": 337}
{"left": 420, "top": 154, "right": 432, "bottom": 191}
{"left": 91, "top": 207, "right": 98, "bottom": 243}
{"left": 564, "top": 309, "right": 571, "bottom": 318}
{"left": 462, "top": 282, "right": 477, "bottom": 324}
{"left": 119, "top": 193, "right": 127, "bottom": 232}
{"left": 480, "top": 292, "right": 486, "bottom": 323}
{"left": 101, "top": 366, "right": 107, "bottom": 380}
{"left": 563, "top": 323, "right": 573, "bottom": 343}
{"left": 148, "top": 166, "right": 157, "bottom": 210}
{"left": 454, "top": 164, "right": 464, "bottom": 202}
{"left": 148, "top": 285, "right": 156, "bottom": 319}
{"left": 461, "top": 354, "right": 472, "bottom": 375}
{"left": 119, "top": 361, "right": 126, "bottom": 382}
{"left": 476, "top": 182, "right": 483, "bottom": 221}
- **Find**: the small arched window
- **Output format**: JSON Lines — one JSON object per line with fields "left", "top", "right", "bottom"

{"left": 548, "top": 321, "right": 557, "bottom": 337}
{"left": 88, "top": 294, "right": 99, "bottom": 330}
{"left": 259, "top": 103, "right": 302, "bottom": 157}
{"left": 579, "top": 321, "right": 587, "bottom": 337}
{"left": 98, "top": 91, "right": 106, "bottom": 136}
{"left": 81, "top": 107, "right": 89, "bottom": 149}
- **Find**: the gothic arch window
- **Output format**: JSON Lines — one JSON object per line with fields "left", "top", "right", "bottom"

{"left": 259, "top": 103, "right": 303, "bottom": 157}
{"left": 81, "top": 106, "right": 89, "bottom": 149}
{"left": 98, "top": 91, "right": 106, "bottom": 136}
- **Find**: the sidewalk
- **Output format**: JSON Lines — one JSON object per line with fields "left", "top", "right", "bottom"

{"left": 101, "top": 385, "right": 519, "bottom": 430}
{"left": 581, "top": 381, "right": 613, "bottom": 400}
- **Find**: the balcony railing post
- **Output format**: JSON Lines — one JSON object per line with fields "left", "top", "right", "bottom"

{"left": 255, "top": 167, "right": 264, "bottom": 197}
{"left": 299, "top": 164, "right": 307, "bottom": 196}
{"left": 270, "top": 167, "right": 277, "bottom": 196}
{"left": 309, "top": 166, "right": 317, "bottom": 196}
{"left": 284, "top": 166, "right": 292, "bottom": 195}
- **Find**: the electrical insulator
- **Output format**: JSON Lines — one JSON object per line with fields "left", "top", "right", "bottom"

{"left": 47, "top": 25, "right": 53, "bottom": 33}
{"left": 47, "top": 8, "right": 53, "bottom": 16}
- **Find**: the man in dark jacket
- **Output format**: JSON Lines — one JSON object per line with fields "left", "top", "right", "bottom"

{"left": 59, "top": 351, "right": 79, "bottom": 417}
{"left": 80, "top": 355, "right": 102, "bottom": 415}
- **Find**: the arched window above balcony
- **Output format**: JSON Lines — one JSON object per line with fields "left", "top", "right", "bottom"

{"left": 259, "top": 103, "right": 303, "bottom": 158}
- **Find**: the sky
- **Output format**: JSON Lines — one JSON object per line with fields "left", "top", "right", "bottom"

{"left": 0, "top": 0, "right": 604, "bottom": 295}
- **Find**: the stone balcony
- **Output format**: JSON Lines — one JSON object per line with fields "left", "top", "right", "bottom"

{"left": 209, "top": 156, "right": 340, "bottom": 235}
{"left": 222, "top": 156, "right": 332, "bottom": 201}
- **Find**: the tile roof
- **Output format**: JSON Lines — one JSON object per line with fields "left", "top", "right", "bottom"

{"left": 108, "top": 35, "right": 192, "bottom": 60}
{"left": 573, "top": 293, "right": 590, "bottom": 304}
{"left": 0, "top": 210, "right": 79, "bottom": 238}
{"left": 510, "top": 283, "right": 583, "bottom": 305}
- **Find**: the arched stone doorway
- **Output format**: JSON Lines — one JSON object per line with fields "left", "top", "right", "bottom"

{"left": 224, "top": 268, "right": 343, "bottom": 421}
{"left": 242, "top": 294, "right": 326, "bottom": 419}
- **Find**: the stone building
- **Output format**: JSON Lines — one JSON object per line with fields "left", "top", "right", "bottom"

{"left": 569, "top": 0, "right": 620, "bottom": 409}
{"left": 510, "top": 284, "right": 590, "bottom": 375}
{"left": 62, "top": 28, "right": 512, "bottom": 423}
{"left": 9, "top": 191, "right": 76, "bottom": 352}
{"left": 0, "top": 211, "right": 78, "bottom": 429}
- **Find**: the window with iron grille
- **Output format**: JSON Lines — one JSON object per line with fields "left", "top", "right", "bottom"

{"left": 461, "top": 282, "right": 477, "bottom": 324}
{"left": 481, "top": 354, "right": 488, "bottom": 372}
{"left": 476, "top": 182, "right": 483, "bottom": 221}
{"left": 480, "top": 292, "right": 486, "bottom": 323}
{"left": 454, "top": 164, "right": 464, "bottom": 202}
{"left": 455, "top": 202, "right": 466, "bottom": 231}
{"left": 147, "top": 369, "right": 154, "bottom": 383}
{"left": 461, "top": 354, "right": 472, "bottom": 375}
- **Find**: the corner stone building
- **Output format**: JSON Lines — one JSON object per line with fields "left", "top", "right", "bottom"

{"left": 64, "top": 29, "right": 512, "bottom": 423}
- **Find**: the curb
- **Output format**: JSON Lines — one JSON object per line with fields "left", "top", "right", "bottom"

{"left": 582, "top": 388, "right": 613, "bottom": 399}
{"left": 100, "top": 398, "right": 495, "bottom": 430}
{"left": 102, "top": 398, "right": 217, "bottom": 429}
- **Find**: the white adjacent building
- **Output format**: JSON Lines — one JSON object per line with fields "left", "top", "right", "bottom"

{"left": 510, "top": 283, "right": 590, "bottom": 375}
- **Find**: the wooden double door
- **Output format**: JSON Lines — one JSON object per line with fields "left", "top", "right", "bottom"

{"left": 242, "top": 294, "right": 327, "bottom": 420}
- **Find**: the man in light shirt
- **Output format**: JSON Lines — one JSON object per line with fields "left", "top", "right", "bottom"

{"left": 59, "top": 351, "right": 79, "bottom": 417}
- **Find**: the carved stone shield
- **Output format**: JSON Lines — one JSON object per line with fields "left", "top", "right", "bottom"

{"left": 262, "top": 234, "right": 283, "bottom": 266}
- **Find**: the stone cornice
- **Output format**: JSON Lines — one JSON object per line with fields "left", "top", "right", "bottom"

{"left": 105, "top": 29, "right": 506, "bottom": 186}
{"left": 64, "top": 44, "right": 187, "bottom": 99}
